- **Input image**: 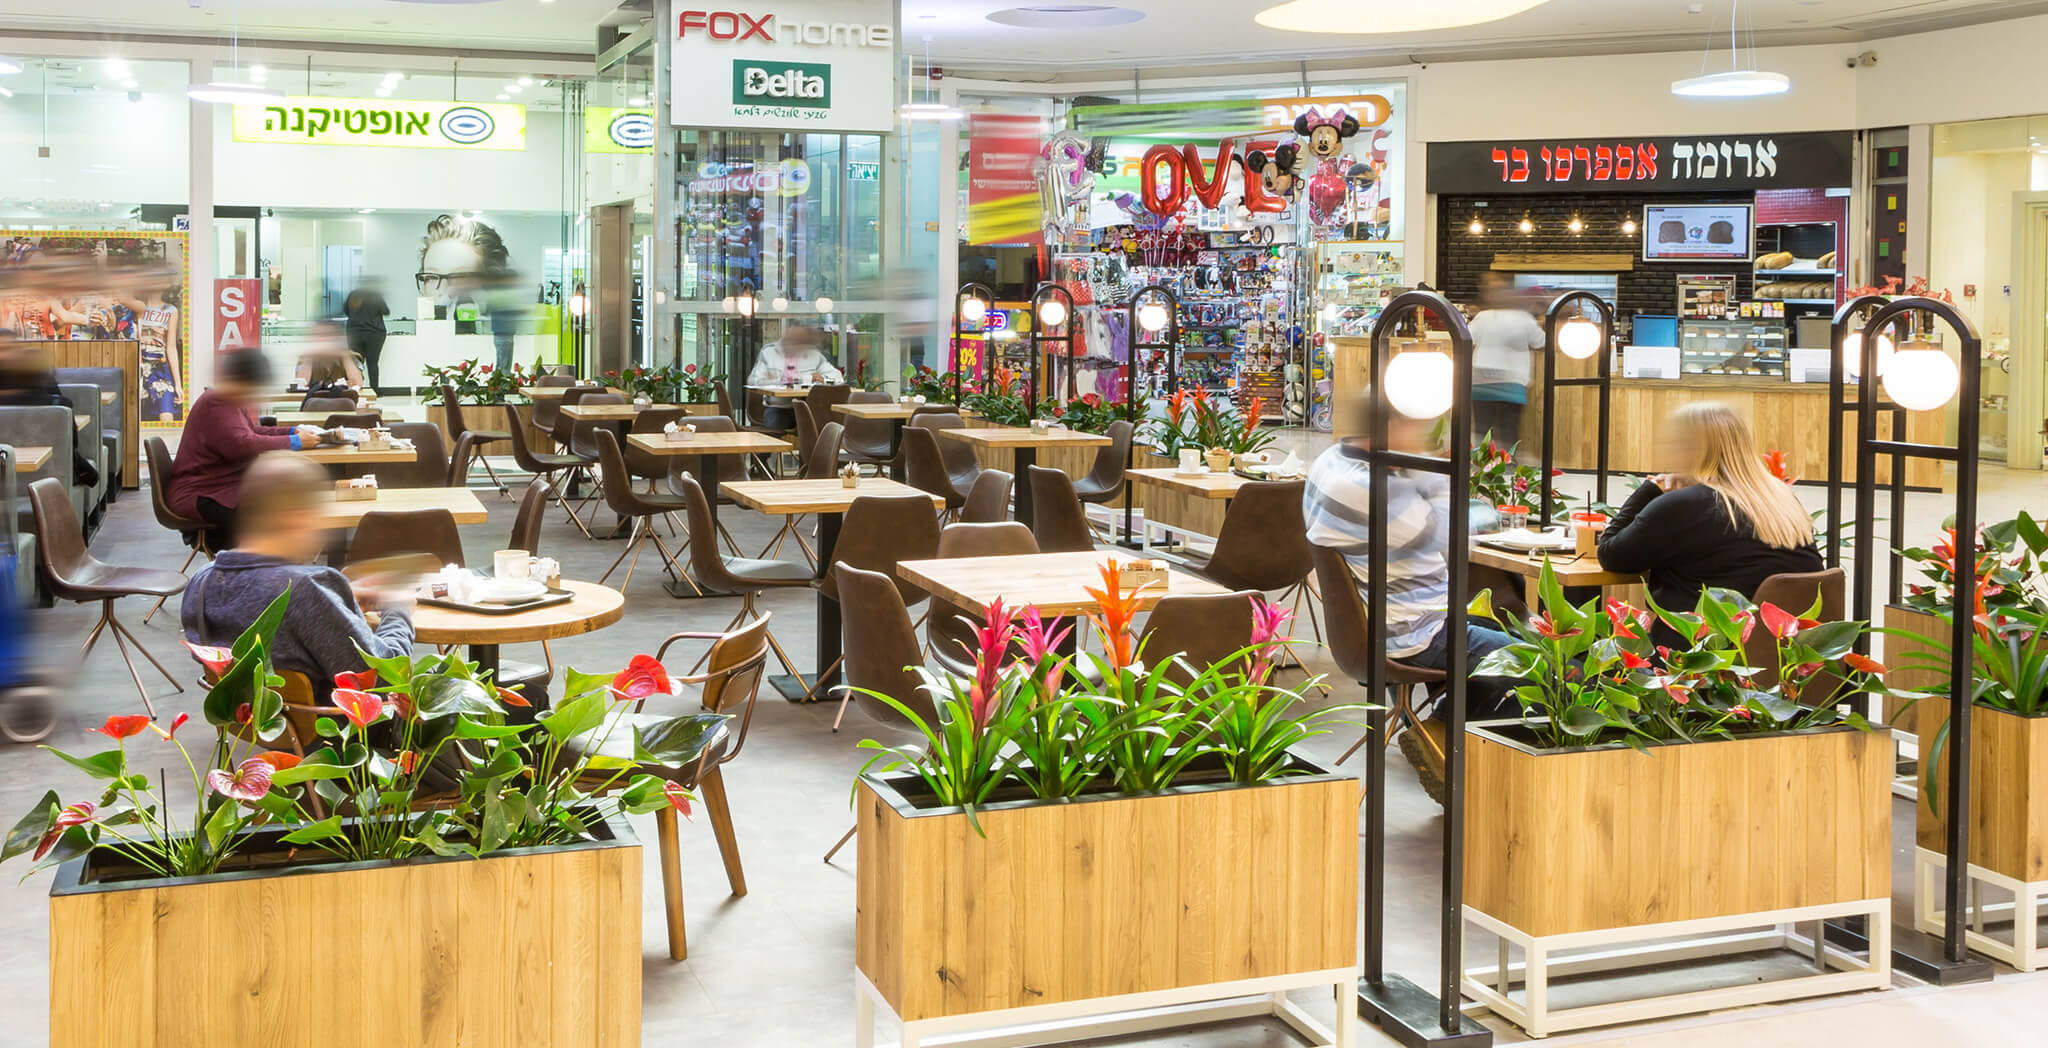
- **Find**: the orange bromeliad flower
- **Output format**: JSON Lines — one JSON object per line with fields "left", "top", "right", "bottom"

{"left": 1167, "top": 389, "right": 1190, "bottom": 427}
{"left": 1761, "top": 449, "right": 1795, "bottom": 485}
{"left": 1242, "top": 397, "right": 1264, "bottom": 440}
{"left": 1083, "top": 559, "right": 1146, "bottom": 669}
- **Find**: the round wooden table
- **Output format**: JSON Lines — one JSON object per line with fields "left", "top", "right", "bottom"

{"left": 409, "top": 579, "right": 626, "bottom": 685}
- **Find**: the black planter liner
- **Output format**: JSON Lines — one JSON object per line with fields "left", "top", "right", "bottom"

{"left": 1468, "top": 716, "right": 1866, "bottom": 757}
{"left": 863, "top": 748, "right": 1347, "bottom": 821}
{"left": 49, "top": 806, "right": 637, "bottom": 897}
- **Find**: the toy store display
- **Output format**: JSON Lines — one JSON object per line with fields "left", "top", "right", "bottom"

{"left": 1308, "top": 241, "right": 1408, "bottom": 430}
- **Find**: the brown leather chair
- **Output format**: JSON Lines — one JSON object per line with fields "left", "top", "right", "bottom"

{"left": 752, "top": 421, "right": 845, "bottom": 565}
{"left": 507, "top": 476, "right": 551, "bottom": 556}
{"left": 835, "top": 561, "right": 940, "bottom": 731}
{"left": 376, "top": 423, "right": 451, "bottom": 489}
{"left": 558, "top": 616, "right": 770, "bottom": 960}
{"left": 792, "top": 400, "right": 820, "bottom": 474}
{"left": 648, "top": 414, "right": 748, "bottom": 559}
{"left": 535, "top": 373, "right": 578, "bottom": 386}
{"left": 300, "top": 396, "right": 358, "bottom": 414}
{"left": 905, "top": 413, "right": 981, "bottom": 508}
{"left": 527, "top": 376, "right": 580, "bottom": 435}
{"left": 625, "top": 407, "right": 698, "bottom": 483}
{"left": 841, "top": 390, "right": 897, "bottom": 469}
{"left": 1072, "top": 419, "right": 1134, "bottom": 507}
{"left": 440, "top": 383, "right": 510, "bottom": 493}
{"left": 324, "top": 411, "right": 383, "bottom": 430}
{"left": 960, "top": 469, "right": 1014, "bottom": 524}
{"left": 673, "top": 472, "right": 814, "bottom": 681}
{"left": 300, "top": 387, "right": 360, "bottom": 405}
{"left": 143, "top": 436, "right": 210, "bottom": 624}
{"left": 1747, "top": 568, "right": 1847, "bottom": 694}
{"left": 804, "top": 383, "right": 852, "bottom": 432}
{"left": 1313, "top": 544, "right": 1451, "bottom": 803}
{"left": 1027, "top": 465, "right": 1095, "bottom": 553}
{"left": 807, "top": 493, "right": 943, "bottom": 701}
{"left": 346, "top": 508, "right": 465, "bottom": 568}
{"left": 30, "top": 477, "right": 187, "bottom": 710}
{"left": 925, "top": 522, "right": 1037, "bottom": 680}
{"left": 593, "top": 429, "right": 687, "bottom": 590}
{"left": 502, "top": 405, "right": 599, "bottom": 539}
{"left": 1187, "top": 480, "right": 1316, "bottom": 627}
{"left": 564, "top": 392, "right": 626, "bottom": 462}
{"left": 546, "top": 385, "right": 603, "bottom": 450}
{"left": 1141, "top": 591, "right": 1260, "bottom": 685}
{"left": 741, "top": 387, "right": 788, "bottom": 437}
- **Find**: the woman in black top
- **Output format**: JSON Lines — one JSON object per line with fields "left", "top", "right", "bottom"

{"left": 1597, "top": 401, "right": 1823, "bottom": 648}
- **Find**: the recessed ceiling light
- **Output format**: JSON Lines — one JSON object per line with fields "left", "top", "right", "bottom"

{"left": 1255, "top": 0, "right": 1550, "bottom": 32}
{"left": 188, "top": 81, "right": 285, "bottom": 105}
{"left": 496, "top": 93, "right": 510, "bottom": 100}
{"left": 103, "top": 58, "right": 128, "bottom": 77}
{"left": 986, "top": 5, "right": 1145, "bottom": 28}
{"left": 505, "top": 84, "right": 522, "bottom": 94}
{"left": 0, "top": 57, "right": 21, "bottom": 76}
{"left": 518, "top": 76, "right": 534, "bottom": 86}
{"left": 249, "top": 65, "right": 266, "bottom": 76}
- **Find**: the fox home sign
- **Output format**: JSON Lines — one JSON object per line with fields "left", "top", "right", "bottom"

{"left": 672, "top": 1, "right": 893, "bottom": 132}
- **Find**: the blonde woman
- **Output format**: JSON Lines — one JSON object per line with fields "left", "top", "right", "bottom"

{"left": 1596, "top": 401, "right": 1822, "bottom": 647}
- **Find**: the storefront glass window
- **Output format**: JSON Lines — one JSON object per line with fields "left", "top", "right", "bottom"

{"left": 0, "top": 57, "right": 191, "bottom": 229}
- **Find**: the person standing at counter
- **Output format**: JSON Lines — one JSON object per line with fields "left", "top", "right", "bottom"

{"left": 1596, "top": 401, "right": 1823, "bottom": 649}
{"left": 1468, "top": 273, "right": 1545, "bottom": 453}
{"left": 343, "top": 278, "right": 390, "bottom": 391}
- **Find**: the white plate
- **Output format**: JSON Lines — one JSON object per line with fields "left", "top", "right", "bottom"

{"left": 473, "top": 578, "right": 549, "bottom": 602}
{"left": 1174, "top": 467, "right": 1211, "bottom": 476}
{"left": 1484, "top": 527, "right": 1572, "bottom": 552}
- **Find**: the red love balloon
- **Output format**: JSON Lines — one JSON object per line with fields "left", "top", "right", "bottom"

{"left": 1139, "top": 144, "right": 1187, "bottom": 217}
{"left": 1241, "top": 159, "right": 1286, "bottom": 213}
{"left": 1182, "top": 139, "right": 1235, "bottom": 209}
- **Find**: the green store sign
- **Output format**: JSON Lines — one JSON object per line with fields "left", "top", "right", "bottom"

{"left": 231, "top": 96, "right": 526, "bottom": 151}
{"left": 586, "top": 106, "right": 656, "bottom": 154}
{"left": 731, "top": 60, "right": 831, "bottom": 114}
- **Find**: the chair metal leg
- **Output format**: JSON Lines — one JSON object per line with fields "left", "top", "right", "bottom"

{"left": 700, "top": 766, "right": 746, "bottom": 896}
{"left": 598, "top": 517, "right": 643, "bottom": 585}
{"left": 96, "top": 604, "right": 164, "bottom": 717}
{"left": 823, "top": 823, "right": 856, "bottom": 864}
{"left": 796, "top": 655, "right": 843, "bottom": 703}
{"left": 144, "top": 546, "right": 200, "bottom": 625}
{"left": 655, "top": 805, "right": 687, "bottom": 961}
{"left": 475, "top": 449, "right": 511, "bottom": 495}
{"left": 110, "top": 614, "right": 185, "bottom": 693}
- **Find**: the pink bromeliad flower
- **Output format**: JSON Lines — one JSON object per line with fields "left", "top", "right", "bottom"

{"left": 968, "top": 598, "right": 1018, "bottom": 730}
{"left": 1016, "top": 606, "right": 1071, "bottom": 697}
{"left": 1247, "top": 598, "right": 1294, "bottom": 683}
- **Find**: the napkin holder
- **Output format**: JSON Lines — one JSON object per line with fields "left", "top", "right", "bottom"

{"left": 1123, "top": 559, "right": 1169, "bottom": 588}
{"left": 840, "top": 464, "right": 861, "bottom": 489}
{"left": 358, "top": 429, "right": 393, "bottom": 451}
{"left": 335, "top": 476, "right": 379, "bottom": 502}
{"left": 663, "top": 423, "right": 697, "bottom": 444}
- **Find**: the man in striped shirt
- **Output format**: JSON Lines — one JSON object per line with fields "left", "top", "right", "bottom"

{"left": 1302, "top": 412, "right": 1517, "bottom": 801}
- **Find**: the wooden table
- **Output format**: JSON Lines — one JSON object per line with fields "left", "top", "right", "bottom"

{"left": 561, "top": 402, "right": 684, "bottom": 420}
{"left": 724, "top": 477, "right": 947, "bottom": 701}
{"left": 832, "top": 401, "right": 922, "bottom": 421}
{"left": 270, "top": 409, "right": 399, "bottom": 426}
{"left": 311, "top": 486, "right": 489, "bottom": 527}
{"left": 12, "top": 446, "right": 52, "bottom": 472}
{"left": 297, "top": 445, "right": 420, "bottom": 466}
{"left": 1125, "top": 467, "right": 1254, "bottom": 550}
{"left": 938, "top": 426, "right": 1112, "bottom": 527}
{"left": 74, "top": 414, "right": 90, "bottom": 431}
{"left": 1467, "top": 539, "right": 1641, "bottom": 605}
{"left": 410, "top": 579, "right": 625, "bottom": 691}
{"left": 629, "top": 432, "right": 793, "bottom": 595}
{"left": 747, "top": 385, "right": 814, "bottom": 399}
{"left": 898, "top": 550, "right": 1228, "bottom": 618}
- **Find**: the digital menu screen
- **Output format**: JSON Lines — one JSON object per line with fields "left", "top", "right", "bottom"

{"left": 1641, "top": 204, "right": 1754, "bottom": 262}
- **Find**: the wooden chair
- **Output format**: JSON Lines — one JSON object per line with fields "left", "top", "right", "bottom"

{"left": 1313, "top": 544, "right": 1451, "bottom": 804}
{"left": 560, "top": 616, "right": 771, "bottom": 960}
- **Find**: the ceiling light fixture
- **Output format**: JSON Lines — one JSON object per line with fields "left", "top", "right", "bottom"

{"left": 1672, "top": 0, "right": 1789, "bottom": 97}
{"left": 517, "top": 76, "right": 534, "bottom": 86}
{"left": 0, "top": 57, "right": 22, "bottom": 76}
{"left": 1567, "top": 216, "right": 1584, "bottom": 234}
{"left": 1518, "top": 215, "right": 1534, "bottom": 234}
{"left": 187, "top": 1, "right": 283, "bottom": 105}
{"left": 104, "top": 58, "right": 129, "bottom": 77}
{"left": 505, "top": 83, "right": 522, "bottom": 94}
{"left": 900, "top": 35, "right": 963, "bottom": 121}
{"left": 1468, "top": 217, "right": 1485, "bottom": 235}
{"left": 1255, "top": 0, "right": 1551, "bottom": 33}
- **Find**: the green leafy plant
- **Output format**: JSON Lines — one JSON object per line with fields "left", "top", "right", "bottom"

{"left": 1901, "top": 604, "right": 2048, "bottom": 810}
{"left": 1898, "top": 513, "right": 2048, "bottom": 617}
{"left": 1148, "top": 389, "right": 1275, "bottom": 457}
{"left": 604, "top": 363, "right": 723, "bottom": 405}
{"left": 1472, "top": 561, "right": 1892, "bottom": 751}
{"left": 1041, "top": 391, "right": 1124, "bottom": 434}
{"left": 423, "top": 358, "right": 528, "bottom": 405}
{"left": 903, "top": 365, "right": 951, "bottom": 401}
{"left": 1467, "top": 432, "right": 1570, "bottom": 520}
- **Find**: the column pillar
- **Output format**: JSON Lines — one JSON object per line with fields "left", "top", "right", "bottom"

{"left": 186, "top": 58, "right": 216, "bottom": 394}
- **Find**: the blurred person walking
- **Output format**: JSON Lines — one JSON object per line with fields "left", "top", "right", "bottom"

{"left": 343, "top": 278, "right": 390, "bottom": 391}
{"left": 1467, "top": 272, "right": 1546, "bottom": 453}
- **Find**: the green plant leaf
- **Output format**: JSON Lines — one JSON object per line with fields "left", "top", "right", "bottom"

{"left": 481, "top": 794, "right": 511, "bottom": 853}
{"left": 453, "top": 719, "right": 530, "bottom": 740}
{"left": 412, "top": 674, "right": 497, "bottom": 720}
{"left": 232, "top": 586, "right": 293, "bottom": 662}
{"left": 540, "top": 693, "right": 608, "bottom": 743}
{"left": 281, "top": 816, "right": 346, "bottom": 845}
{"left": 561, "top": 667, "right": 617, "bottom": 702}
{"left": 1, "top": 790, "right": 59, "bottom": 863}
{"left": 202, "top": 800, "right": 239, "bottom": 852}
{"left": 634, "top": 715, "right": 729, "bottom": 767}
{"left": 1559, "top": 704, "right": 1609, "bottom": 737}
{"left": 1796, "top": 620, "right": 1863, "bottom": 660}
{"left": 44, "top": 747, "right": 126, "bottom": 781}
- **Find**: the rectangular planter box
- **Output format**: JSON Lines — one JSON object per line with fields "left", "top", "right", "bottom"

{"left": 1466, "top": 722, "right": 1891, "bottom": 937}
{"left": 49, "top": 818, "right": 642, "bottom": 1047}
{"left": 1884, "top": 603, "right": 1954, "bottom": 734}
{"left": 1915, "top": 699, "right": 2048, "bottom": 884}
{"left": 854, "top": 758, "right": 1356, "bottom": 1026}
{"left": 959, "top": 414, "right": 1163, "bottom": 514}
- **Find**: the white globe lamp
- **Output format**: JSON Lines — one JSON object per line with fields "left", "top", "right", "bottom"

{"left": 1037, "top": 298, "right": 1069, "bottom": 329}
{"left": 1556, "top": 318, "right": 1602, "bottom": 360}
{"left": 1136, "top": 302, "right": 1171, "bottom": 333}
{"left": 1385, "top": 346, "right": 1454, "bottom": 420}
{"left": 1881, "top": 340, "right": 1959, "bottom": 412}
{"left": 1840, "top": 331, "right": 1896, "bottom": 378}
{"left": 960, "top": 297, "right": 988, "bottom": 325}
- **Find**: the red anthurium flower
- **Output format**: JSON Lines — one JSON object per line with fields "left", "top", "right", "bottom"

{"left": 34, "top": 801, "right": 97, "bottom": 861}
{"left": 149, "top": 712, "right": 190, "bottom": 741}
{"left": 185, "top": 642, "right": 235, "bottom": 677}
{"left": 496, "top": 686, "right": 531, "bottom": 708}
{"left": 1079, "top": 392, "right": 1102, "bottom": 408}
{"left": 1530, "top": 613, "right": 1581, "bottom": 640}
{"left": 1761, "top": 449, "right": 1795, "bottom": 485}
{"left": 1730, "top": 610, "right": 1756, "bottom": 643}
{"left": 234, "top": 702, "right": 252, "bottom": 724}
{"left": 1603, "top": 600, "right": 1641, "bottom": 639}
{"left": 1665, "top": 683, "right": 1692, "bottom": 705}
{"left": 206, "top": 758, "right": 274, "bottom": 803}
{"left": 90, "top": 714, "right": 151, "bottom": 740}
{"left": 611, "top": 655, "right": 677, "bottom": 701}
{"left": 1793, "top": 660, "right": 1824, "bottom": 678}
{"left": 1844, "top": 652, "right": 1888, "bottom": 676}
{"left": 332, "top": 689, "right": 388, "bottom": 730}
{"left": 333, "top": 668, "right": 379, "bottom": 692}
{"left": 1728, "top": 704, "right": 1755, "bottom": 720}
{"left": 251, "top": 751, "right": 302, "bottom": 771}
{"left": 1758, "top": 602, "right": 1800, "bottom": 640}
{"left": 1618, "top": 650, "right": 1652, "bottom": 670}
{"left": 397, "top": 751, "right": 420, "bottom": 775}
{"left": 662, "top": 781, "right": 694, "bottom": 818}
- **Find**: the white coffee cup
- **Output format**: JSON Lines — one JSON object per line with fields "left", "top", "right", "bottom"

{"left": 494, "top": 549, "right": 532, "bottom": 580}
{"left": 1178, "top": 448, "right": 1202, "bottom": 472}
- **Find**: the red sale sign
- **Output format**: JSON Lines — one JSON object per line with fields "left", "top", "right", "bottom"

{"left": 213, "top": 278, "right": 260, "bottom": 357}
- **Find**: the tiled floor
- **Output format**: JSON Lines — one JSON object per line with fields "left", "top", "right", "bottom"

{"left": 0, "top": 419, "right": 2039, "bottom": 1046}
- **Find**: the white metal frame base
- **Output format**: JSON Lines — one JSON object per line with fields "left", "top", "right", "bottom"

{"left": 1914, "top": 846, "right": 2048, "bottom": 971}
{"left": 854, "top": 967, "right": 1356, "bottom": 1048}
{"left": 1461, "top": 899, "right": 1891, "bottom": 1038}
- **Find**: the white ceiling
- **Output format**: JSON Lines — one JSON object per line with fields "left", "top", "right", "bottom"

{"left": 907, "top": 0, "right": 2048, "bottom": 72}
{"left": 0, "top": 0, "right": 628, "bottom": 56}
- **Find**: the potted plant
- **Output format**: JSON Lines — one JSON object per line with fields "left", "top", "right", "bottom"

{"left": 13, "top": 591, "right": 725, "bottom": 1044}
{"left": 902, "top": 365, "right": 951, "bottom": 402}
{"left": 606, "top": 363, "right": 723, "bottom": 414}
{"left": 1464, "top": 431, "right": 1569, "bottom": 533}
{"left": 1894, "top": 513, "right": 2048, "bottom": 969}
{"left": 852, "top": 567, "right": 1363, "bottom": 1043}
{"left": 1139, "top": 391, "right": 1271, "bottom": 537}
{"left": 423, "top": 358, "right": 536, "bottom": 446}
{"left": 1458, "top": 565, "right": 1897, "bottom": 1036}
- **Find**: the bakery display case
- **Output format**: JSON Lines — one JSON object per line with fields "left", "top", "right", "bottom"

{"left": 1678, "top": 318, "right": 1788, "bottom": 376}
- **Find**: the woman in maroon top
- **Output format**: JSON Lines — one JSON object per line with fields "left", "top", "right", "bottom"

{"left": 168, "top": 350, "right": 325, "bottom": 548}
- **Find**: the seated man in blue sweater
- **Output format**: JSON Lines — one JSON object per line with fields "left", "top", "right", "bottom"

{"left": 182, "top": 452, "right": 414, "bottom": 697}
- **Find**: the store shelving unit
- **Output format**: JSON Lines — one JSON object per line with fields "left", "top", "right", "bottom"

{"left": 1310, "top": 240, "right": 1406, "bottom": 430}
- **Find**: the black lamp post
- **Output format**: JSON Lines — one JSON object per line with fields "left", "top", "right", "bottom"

{"left": 952, "top": 282, "right": 994, "bottom": 406}
{"left": 725, "top": 279, "right": 760, "bottom": 424}
{"left": 1352, "top": 290, "right": 1492, "bottom": 1047}
{"left": 1029, "top": 283, "right": 1078, "bottom": 407}
{"left": 1825, "top": 296, "right": 1909, "bottom": 576}
{"left": 1849, "top": 296, "right": 1995, "bottom": 985}
{"left": 1123, "top": 284, "right": 1179, "bottom": 547}
{"left": 1537, "top": 291, "right": 1614, "bottom": 526}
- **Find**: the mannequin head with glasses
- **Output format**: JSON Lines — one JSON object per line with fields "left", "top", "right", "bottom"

{"left": 416, "top": 213, "right": 511, "bottom": 303}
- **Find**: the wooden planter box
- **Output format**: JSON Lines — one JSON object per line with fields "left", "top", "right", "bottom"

{"left": 854, "top": 756, "right": 1356, "bottom": 1046}
{"left": 959, "top": 414, "right": 1162, "bottom": 514}
{"left": 49, "top": 817, "right": 642, "bottom": 1047}
{"left": 1913, "top": 698, "right": 2048, "bottom": 969}
{"left": 1461, "top": 722, "right": 1892, "bottom": 1037}
{"left": 1883, "top": 603, "right": 1953, "bottom": 734}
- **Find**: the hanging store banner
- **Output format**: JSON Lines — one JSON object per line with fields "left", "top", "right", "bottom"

{"left": 1425, "top": 132, "right": 1854, "bottom": 194}
{"left": 586, "top": 106, "right": 656, "bottom": 154}
{"left": 212, "top": 278, "right": 262, "bottom": 355}
{"left": 231, "top": 96, "right": 527, "bottom": 151}
{"left": 967, "top": 114, "right": 1045, "bottom": 246}
{"left": 669, "top": 0, "right": 895, "bottom": 133}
